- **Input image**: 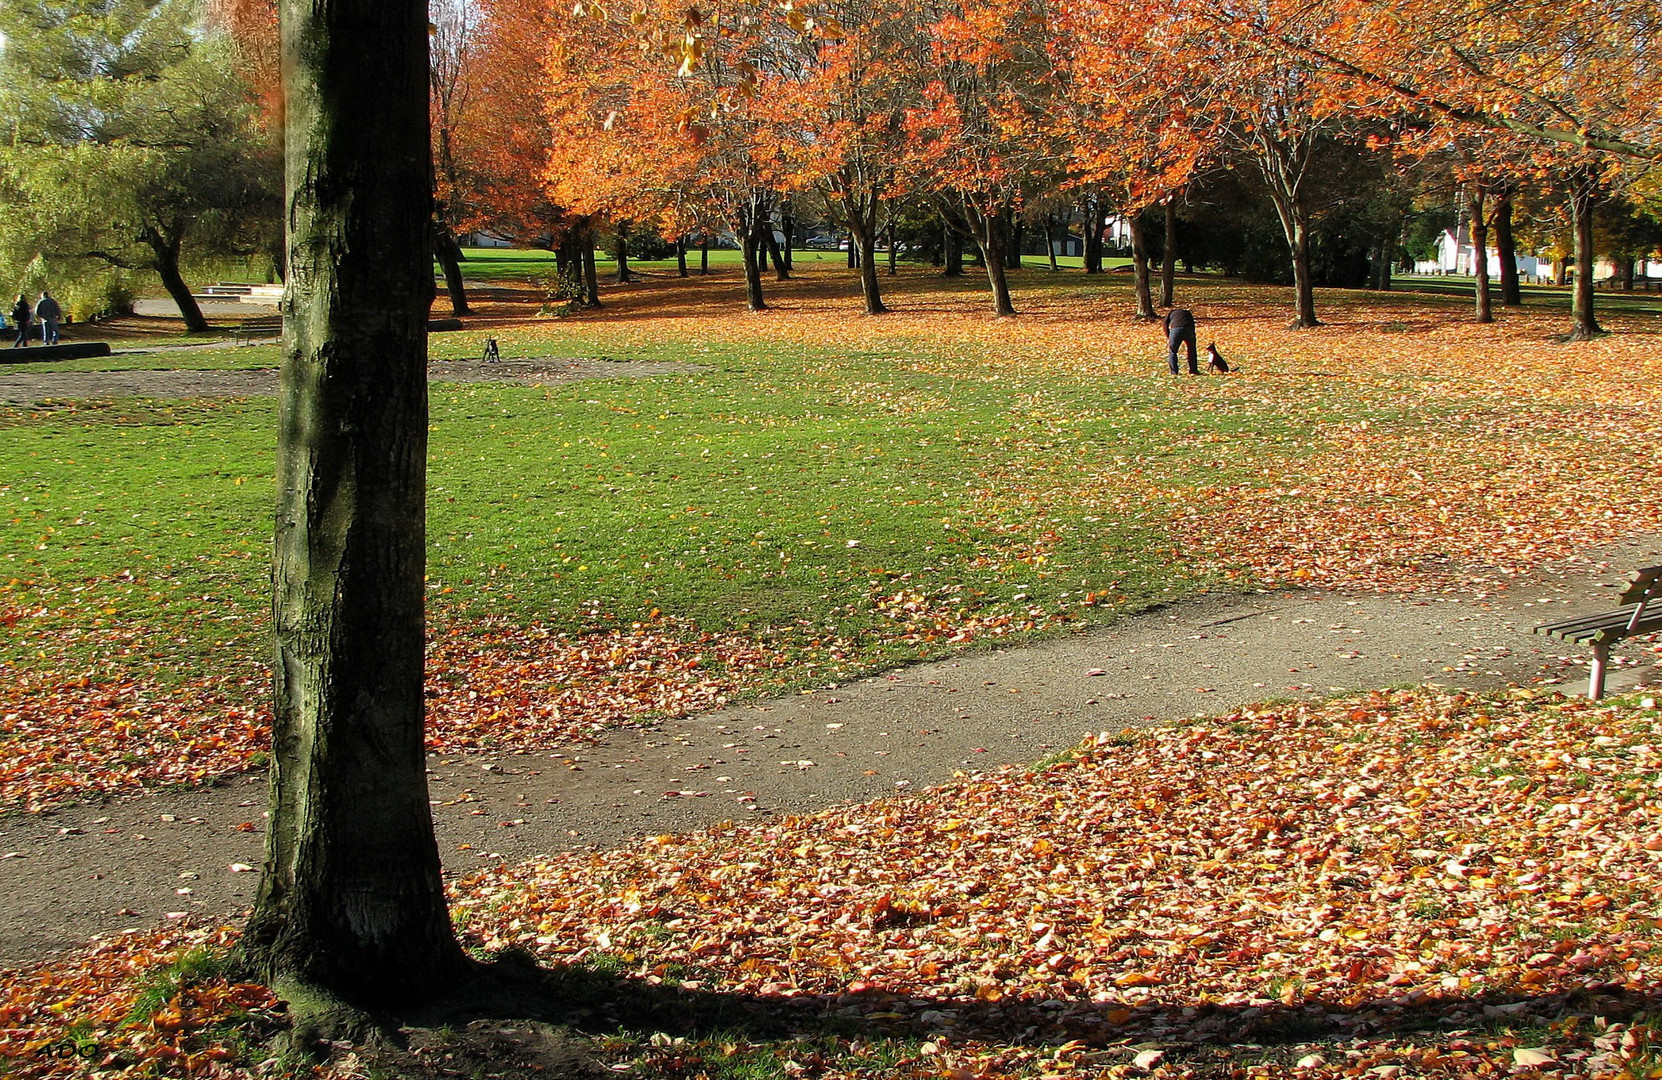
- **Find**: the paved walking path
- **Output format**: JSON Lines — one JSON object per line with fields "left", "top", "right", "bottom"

{"left": 4, "top": 534, "right": 1660, "bottom": 969}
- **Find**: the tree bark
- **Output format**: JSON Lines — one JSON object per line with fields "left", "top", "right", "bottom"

{"left": 613, "top": 220, "right": 631, "bottom": 284}
{"left": 1471, "top": 187, "right": 1492, "bottom": 323}
{"left": 432, "top": 222, "right": 471, "bottom": 315}
{"left": 240, "top": 0, "right": 468, "bottom": 1012}
{"left": 1567, "top": 171, "right": 1603, "bottom": 339}
{"left": 1288, "top": 216, "right": 1319, "bottom": 328}
{"left": 780, "top": 202, "right": 794, "bottom": 271}
{"left": 943, "top": 219, "right": 962, "bottom": 277}
{"left": 676, "top": 237, "right": 687, "bottom": 277}
{"left": 741, "top": 211, "right": 768, "bottom": 311}
{"left": 700, "top": 234, "right": 709, "bottom": 274}
{"left": 580, "top": 228, "right": 601, "bottom": 307}
{"left": 766, "top": 229, "right": 790, "bottom": 280}
{"left": 142, "top": 226, "right": 209, "bottom": 333}
{"left": 1159, "top": 200, "right": 1177, "bottom": 308}
{"left": 855, "top": 228, "right": 885, "bottom": 313}
{"left": 1494, "top": 189, "right": 1522, "bottom": 305}
{"left": 964, "top": 204, "right": 1016, "bottom": 316}
{"left": 1084, "top": 195, "right": 1106, "bottom": 274}
{"left": 1128, "top": 213, "right": 1156, "bottom": 319}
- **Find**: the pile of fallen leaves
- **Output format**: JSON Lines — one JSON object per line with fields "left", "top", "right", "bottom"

{"left": 453, "top": 686, "right": 1661, "bottom": 1077}
{"left": 0, "top": 926, "right": 278, "bottom": 1079}
{"left": 0, "top": 611, "right": 788, "bottom": 811}
{"left": 3, "top": 686, "right": 1659, "bottom": 1076}
{"left": 0, "top": 664, "right": 269, "bottom": 813}
{"left": 423, "top": 617, "right": 787, "bottom": 751}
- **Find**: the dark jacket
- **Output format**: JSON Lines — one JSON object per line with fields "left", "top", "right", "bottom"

{"left": 1162, "top": 308, "right": 1195, "bottom": 336}
{"left": 35, "top": 295, "right": 61, "bottom": 322}
{"left": 11, "top": 298, "right": 30, "bottom": 325}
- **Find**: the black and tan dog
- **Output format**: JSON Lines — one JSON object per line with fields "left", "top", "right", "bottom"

{"left": 1205, "top": 342, "right": 1230, "bottom": 373}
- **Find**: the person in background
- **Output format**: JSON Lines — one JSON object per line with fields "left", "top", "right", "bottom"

{"left": 35, "top": 290, "right": 61, "bottom": 346}
{"left": 10, "top": 294, "right": 31, "bottom": 349}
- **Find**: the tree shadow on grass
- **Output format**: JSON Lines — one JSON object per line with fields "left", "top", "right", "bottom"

{"left": 360, "top": 949, "right": 1658, "bottom": 1078}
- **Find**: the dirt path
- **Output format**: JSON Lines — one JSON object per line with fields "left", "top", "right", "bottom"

{"left": 5, "top": 535, "right": 1660, "bottom": 969}
{"left": 0, "top": 357, "right": 696, "bottom": 403}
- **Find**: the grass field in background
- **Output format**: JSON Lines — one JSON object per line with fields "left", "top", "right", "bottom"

{"left": 4, "top": 256, "right": 1659, "bottom": 698}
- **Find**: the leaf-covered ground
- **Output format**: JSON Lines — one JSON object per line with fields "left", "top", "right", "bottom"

{"left": 3, "top": 687, "right": 1658, "bottom": 1077}
{"left": 0, "top": 606, "right": 792, "bottom": 810}
{"left": 6, "top": 273, "right": 1662, "bottom": 812}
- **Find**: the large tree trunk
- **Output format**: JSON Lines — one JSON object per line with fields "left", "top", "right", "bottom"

{"left": 1288, "top": 215, "right": 1319, "bottom": 328}
{"left": 1084, "top": 195, "right": 1105, "bottom": 274}
{"left": 145, "top": 227, "right": 210, "bottom": 333}
{"left": 700, "top": 234, "right": 709, "bottom": 274}
{"left": 741, "top": 215, "right": 768, "bottom": 311}
{"left": 1044, "top": 213, "right": 1059, "bottom": 271}
{"left": 766, "top": 229, "right": 790, "bottom": 280}
{"left": 1128, "top": 213, "right": 1156, "bottom": 319}
{"left": 841, "top": 190, "right": 887, "bottom": 313}
{"left": 966, "top": 205, "right": 1016, "bottom": 317}
{"left": 676, "top": 237, "right": 687, "bottom": 277}
{"left": 1494, "top": 189, "right": 1522, "bottom": 306}
{"left": 581, "top": 228, "right": 601, "bottom": 308}
{"left": 943, "top": 219, "right": 962, "bottom": 277}
{"left": 1471, "top": 186, "right": 1492, "bottom": 324}
{"left": 613, "top": 220, "right": 631, "bottom": 284}
{"left": 1159, "top": 199, "right": 1177, "bottom": 308}
{"left": 240, "top": 0, "right": 468, "bottom": 1014}
{"left": 433, "top": 222, "right": 471, "bottom": 315}
{"left": 1568, "top": 172, "right": 1603, "bottom": 340}
{"left": 856, "top": 227, "right": 885, "bottom": 313}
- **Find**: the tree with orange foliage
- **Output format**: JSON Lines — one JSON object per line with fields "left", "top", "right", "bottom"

{"left": 1054, "top": 0, "right": 1216, "bottom": 319}
{"left": 537, "top": 0, "right": 797, "bottom": 312}
{"left": 463, "top": 0, "right": 572, "bottom": 248}
{"left": 764, "top": 0, "right": 912, "bottom": 314}
{"left": 899, "top": 0, "right": 1064, "bottom": 316}
{"left": 1221, "top": 0, "right": 1660, "bottom": 338}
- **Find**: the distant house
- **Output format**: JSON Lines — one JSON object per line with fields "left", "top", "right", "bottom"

{"left": 462, "top": 231, "right": 515, "bottom": 249}
{"left": 1028, "top": 231, "right": 1085, "bottom": 257}
{"left": 1416, "top": 225, "right": 1543, "bottom": 279}
{"left": 1417, "top": 225, "right": 1662, "bottom": 283}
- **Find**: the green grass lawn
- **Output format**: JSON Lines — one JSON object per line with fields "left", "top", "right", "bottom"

{"left": 7, "top": 255, "right": 1644, "bottom": 697}
{"left": 0, "top": 334, "right": 1272, "bottom": 685}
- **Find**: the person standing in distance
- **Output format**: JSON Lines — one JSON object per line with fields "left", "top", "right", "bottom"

{"left": 1162, "top": 306, "right": 1198, "bottom": 375}
{"left": 10, "top": 294, "right": 31, "bottom": 349}
{"left": 35, "top": 291, "right": 61, "bottom": 346}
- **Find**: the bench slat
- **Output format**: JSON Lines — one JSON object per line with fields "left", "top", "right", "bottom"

{"left": 1620, "top": 566, "right": 1662, "bottom": 606}
{"left": 1535, "top": 603, "right": 1647, "bottom": 635}
{"left": 1535, "top": 607, "right": 1662, "bottom": 645}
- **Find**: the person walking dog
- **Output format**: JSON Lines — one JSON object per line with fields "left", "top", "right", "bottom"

{"left": 1162, "top": 306, "right": 1198, "bottom": 375}
{"left": 35, "top": 291, "right": 61, "bottom": 346}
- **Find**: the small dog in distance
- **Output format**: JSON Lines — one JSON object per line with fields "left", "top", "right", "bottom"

{"left": 1205, "top": 342, "right": 1230, "bottom": 373}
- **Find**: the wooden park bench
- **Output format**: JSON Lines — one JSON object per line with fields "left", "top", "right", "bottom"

{"left": 232, "top": 314, "right": 283, "bottom": 344}
{"left": 1534, "top": 566, "right": 1662, "bottom": 700}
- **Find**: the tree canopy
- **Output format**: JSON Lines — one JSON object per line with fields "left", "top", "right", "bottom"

{"left": 0, "top": 0, "right": 278, "bottom": 327}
